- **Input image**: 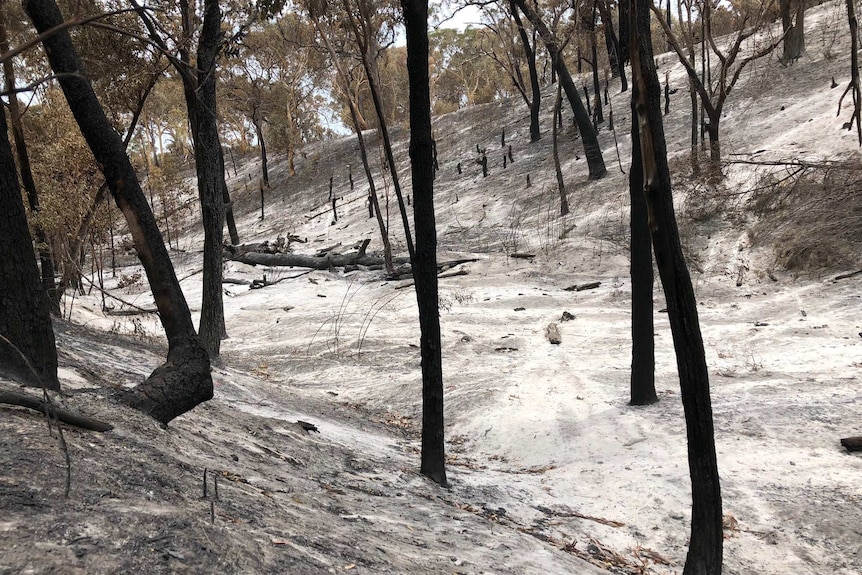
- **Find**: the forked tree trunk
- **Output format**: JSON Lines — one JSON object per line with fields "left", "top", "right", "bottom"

{"left": 597, "top": 0, "right": 628, "bottom": 92}
{"left": 628, "top": 0, "right": 723, "bottom": 572}
{"left": 0, "top": 106, "right": 59, "bottom": 391}
{"left": 24, "top": 0, "right": 212, "bottom": 424}
{"left": 512, "top": 0, "right": 607, "bottom": 180}
{"left": 511, "top": 0, "right": 541, "bottom": 141}
{"left": 402, "top": 0, "right": 447, "bottom": 488}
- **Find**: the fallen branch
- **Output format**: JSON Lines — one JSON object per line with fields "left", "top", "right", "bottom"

{"left": 840, "top": 436, "right": 862, "bottom": 452}
{"left": 564, "top": 281, "right": 601, "bottom": 291}
{"left": 0, "top": 389, "right": 113, "bottom": 432}
{"left": 834, "top": 269, "right": 862, "bottom": 281}
{"left": 104, "top": 307, "right": 158, "bottom": 316}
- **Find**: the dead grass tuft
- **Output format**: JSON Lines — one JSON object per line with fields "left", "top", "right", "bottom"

{"left": 748, "top": 159, "right": 862, "bottom": 272}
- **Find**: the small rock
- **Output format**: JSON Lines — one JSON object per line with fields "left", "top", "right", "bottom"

{"left": 546, "top": 323, "right": 562, "bottom": 344}
{"left": 560, "top": 311, "right": 575, "bottom": 321}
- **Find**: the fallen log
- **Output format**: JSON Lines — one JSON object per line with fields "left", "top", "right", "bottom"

{"left": 104, "top": 307, "right": 158, "bottom": 316}
{"left": 230, "top": 239, "right": 375, "bottom": 270}
{"left": 840, "top": 436, "right": 862, "bottom": 452}
{"left": 510, "top": 252, "right": 536, "bottom": 259}
{"left": 0, "top": 389, "right": 113, "bottom": 432}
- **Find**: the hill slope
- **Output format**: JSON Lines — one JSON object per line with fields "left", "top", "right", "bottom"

{"left": 2, "top": 2, "right": 861, "bottom": 574}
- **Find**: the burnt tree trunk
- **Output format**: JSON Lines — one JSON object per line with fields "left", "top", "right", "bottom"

{"left": 24, "top": 0, "right": 212, "bottom": 424}
{"left": 598, "top": 0, "right": 628, "bottom": 92}
{"left": 553, "top": 84, "right": 570, "bottom": 216}
{"left": 191, "top": 0, "right": 227, "bottom": 356}
{"left": 342, "top": 1, "right": 416, "bottom": 264}
{"left": 402, "top": 0, "right": 447, "bottom": 488}
{"left": 511, "top": 0, "right": 541, "bottom": 142}
{"left": 219, "top": 147, "right": 240, "bottom": 245}
{"left": 254, "top": 116, "right": 269, "bottom": 187}
{"left": 780, "top": 0, "right": 805, "bottom": 63}
{"left": 0, "top": 105, "right": 59, "bottom": 390}
{"left": 0, "top": 16, "right": 58, "bottom": 315}
{"left": 628, "top": 89, "right": 656, "bottom": 406}
{"left": 591, "top": 2, "right": 604, "bottom": 124}
{"left": 312, "top": 16, "right": 394, "bottom": 274}
{"left": 512, "top": 0, "right": 607, "bottom": 180}
{"left": 628, "top": 0, "right": 723, "bottom": 572}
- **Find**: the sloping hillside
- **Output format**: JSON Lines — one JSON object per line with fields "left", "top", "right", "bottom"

{"left": 2, "top": 3, "right": 861, "bottom": 574}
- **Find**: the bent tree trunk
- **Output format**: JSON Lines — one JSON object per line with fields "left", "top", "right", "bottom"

{"left": 0, "top": 106, "right": 59, "bottom": 390}
{"left": 628, "top": 0, "right": 723, "bottom": 572}
{"left": 402, "top": 0, "right": 447, "bottom": 487}
{"left": 512, "top": 0, "right": 607, "bottom": 179}
{"left": 25, "top": 0, "right": 212, "bottom": 424}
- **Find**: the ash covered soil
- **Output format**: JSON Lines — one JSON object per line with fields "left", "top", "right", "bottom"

{"left": 2, "top": 3, "right": 862, "bottom": 573}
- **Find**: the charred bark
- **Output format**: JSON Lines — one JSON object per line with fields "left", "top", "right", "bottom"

{"left": 780, "top": 0, "right": 805, "bottom": 64}
{"left": 24, "top": 0, "right": 212, "bottom": 423}
{"left": 511, "top": 0, "right": 541, "bottom": 141}
{"left": 402, "top": 0, "right": 448, "bottom": 487}
{"left": 192, "top": 0, "right": 227, "bottom": 356}
{"left": 0, "top": 106, "right": 58, "bottom": 390}
{"left": 0, "top": 16, "right": 58, "bottom": 314}
{"left": 628, "top": 88, "right": 656, "bottom": 406}
{"left": 628, "top": 0, "right": 722, "bottom": 571}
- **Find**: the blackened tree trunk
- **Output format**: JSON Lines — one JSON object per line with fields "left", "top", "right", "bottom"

{"left": 780, "top": 0, "right": 805, "bottom": 63}
{"left": 191, "top": 0, "right": 227, "bottom": 356}
{"left": 0, "top": 16, "right": 58, "bottom": 315}
{"left": 0, "top": 106, "right": 59, "bottom": 390}
{"left": 219, "top": 147, "right": 240, "bottom": 245}
{"left": 627, "top": 0, "right": 722, "bottom": 571}
{"left": 628, "top": 91, "right": 656, "bottom": 405}
{"left": 590, "top": 2, "right": 604, "bottom": 124}
{"left": 24, "top": 0, "right": 212, "bottom": 424}
{"left": 597, "top": 0, "right": 628, "bottom": 92}
{"left": 254, "top": 116, "right": 269, "bottom": 188}
{"left": 512, "top": 0, "right": 607, "bottom": 180}
{"left": 511, "top": 0, "right": 541, "bottom": 142}
{"left": 402, "top": 0, "right": 447, "bottom": 488}
{"left": 553, "top": 84, "right": 569, "bottom": 216}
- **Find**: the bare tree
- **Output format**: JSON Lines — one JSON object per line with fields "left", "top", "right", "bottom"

{"left": 840, "top": 0, "right": 862, "bottom": 145}
{"left": 654, "top": 0, "right": 786, "bottom": 164}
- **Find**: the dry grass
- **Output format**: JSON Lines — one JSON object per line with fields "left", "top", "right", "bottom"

{"left": 747, "top": 158, "right": 862, "bottom": 272}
